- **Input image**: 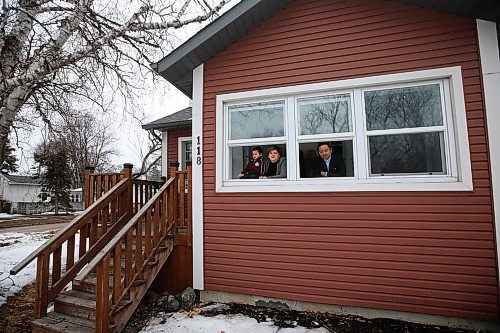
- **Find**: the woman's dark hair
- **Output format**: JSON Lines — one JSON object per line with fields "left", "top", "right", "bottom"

{"left": 251, "top": 146, "right": 263, "bottom": 154}
{"left": 267, "top": 145, "right": 282, "bottom": 156}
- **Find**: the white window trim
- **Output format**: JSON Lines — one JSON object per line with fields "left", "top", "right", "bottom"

{"left": 161, "top": 131, "right": 168, "bottom": 177}
{"left": 178, "top": 136, "right": 192, "bottom": 170}
{"left": 215, "top": 66, "right": 472, "bottom": 193}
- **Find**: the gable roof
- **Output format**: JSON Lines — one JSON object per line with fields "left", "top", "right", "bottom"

{"left": 153, "top": 0, "right": 500, "bottom": 98}
{"left": 142, "top": 106, "right": 192, "bottom": 131}
{"left": 1, "top": 173, "right": 43, "bottom": 185}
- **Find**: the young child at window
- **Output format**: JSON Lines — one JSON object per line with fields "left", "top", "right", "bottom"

{"left": 238, "top": 146, "right": 263, "bottom": 179}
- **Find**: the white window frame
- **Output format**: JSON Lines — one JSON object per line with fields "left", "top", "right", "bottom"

{"left": 359, "top": 80, "right": 455, "bottom": 178}
{"left": 178, "top": 136, "right": 192, "bottom": 171}
{"left": 215, "top": 66, "right": 473, "bottom": 192}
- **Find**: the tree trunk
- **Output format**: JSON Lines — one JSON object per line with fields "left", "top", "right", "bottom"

{"left": 54, "top": 195, "right": 59, "bottom": 215}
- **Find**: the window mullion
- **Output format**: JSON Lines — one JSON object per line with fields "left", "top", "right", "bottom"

{"left": 287, "top": 96, "right": 297, "bottom": 180}
{"left": 354, "top": 89, "right": 368, "bottom": 180}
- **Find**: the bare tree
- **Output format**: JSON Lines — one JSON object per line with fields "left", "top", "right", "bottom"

{"left": 0, "top": 0, "right": 232, "bottom": 164}
{"left": 131, "top": 128, "right": 162, "bottom": 180}
{"left": 54, "top": 111, "right": 118, "bottom": 189}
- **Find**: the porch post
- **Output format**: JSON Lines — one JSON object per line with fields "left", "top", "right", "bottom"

{"left": 122, "top": 163, "right": 134, "bottom": 220}
{"left": 84, "top": 166, "right": 95, "bottom": 209}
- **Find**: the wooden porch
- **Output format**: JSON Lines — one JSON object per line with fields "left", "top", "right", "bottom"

{"left": 10, "top": 163, "right": 192, "bottom": 333}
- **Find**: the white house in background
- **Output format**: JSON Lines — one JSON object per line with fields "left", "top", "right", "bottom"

{"left": 0, "top": 173, "right": 48, "bottom": 214}
{"left": 70, "top": 188, "right": 83, "bottom": 211}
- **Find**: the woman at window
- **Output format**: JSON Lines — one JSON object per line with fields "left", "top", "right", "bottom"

{"left": 261, "top": 145, "right": 287, "bottom": 179}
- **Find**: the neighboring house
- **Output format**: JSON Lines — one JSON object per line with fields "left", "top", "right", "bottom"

{"left": 0, "top": 173, "right": 49, "bottom": 214}
{"left": 143, "top": 106, "right": 193, "bottom": 174}
{"left": 70, "top": 188, "right": 83, "bottom": 211}
{"left": 150, "top": 0, "right": 500, "bottom": 330}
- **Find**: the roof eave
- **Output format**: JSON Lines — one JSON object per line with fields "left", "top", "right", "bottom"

{"left": 142, "top": 120, "right": 192, "bottom": 131}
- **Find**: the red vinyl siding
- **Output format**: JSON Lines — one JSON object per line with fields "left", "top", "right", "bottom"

{"left": 201, "top": 0, "right": 498, "bottom": 321}
{"left": 167, "top": 128, "right": 191, "bottom": 164}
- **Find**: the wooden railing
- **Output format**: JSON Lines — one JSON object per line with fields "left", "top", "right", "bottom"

{"left": 74, "top": 166, "right": 191, "bottom": 332}
{"left": 11, "top": 163, "right": 191, "bottom": 332}
{"left": 85, "top": 164, "right": 163, "bottom": 213}
{"left": 132, "top": 179, "right": 164, "bottom": 214}
{"left": 10, "top": 165, "right": 135, "bottom": 319}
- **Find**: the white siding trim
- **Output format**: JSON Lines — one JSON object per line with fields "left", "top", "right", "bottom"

{"left": 161, "top": 131, "right": 168, "bottom": 177}
{"left": 192, "top": 64, "right": 204, "bottom": 290}
{"left": 477, "top": 19, "right": 500, "bottom": 290}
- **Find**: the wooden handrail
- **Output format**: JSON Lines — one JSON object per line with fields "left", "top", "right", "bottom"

{"left": 10, "top": 179, "right": 129, "bottom": 275}
{"left": 78, "top": 175, "right": 182, "bottom": 333}
{"left": 74, "top": 177, "right": 175, "bottom": 283}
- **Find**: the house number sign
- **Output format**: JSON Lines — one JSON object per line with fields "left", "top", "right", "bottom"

{"left": 196, "top": 136, "right": 201, "bottom": 165}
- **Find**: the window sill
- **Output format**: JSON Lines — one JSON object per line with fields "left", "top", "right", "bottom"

{"left": 217, "top": 177, "right": 473, "bottom": 193}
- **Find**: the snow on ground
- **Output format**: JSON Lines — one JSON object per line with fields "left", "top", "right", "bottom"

{"left": 140, "top": 311, "right": 329, "bottom": 333}
{"left": 0, "top": 231, "right": 53, "bottom": 305}
{"left": 0, "top": 230, "right": 329, "bottom": 332}
{"left": 0, "top": 213, "right": 28, "bottom": 222}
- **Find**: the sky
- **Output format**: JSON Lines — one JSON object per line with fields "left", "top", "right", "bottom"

{"left": 0, "top": 226, "right": 328, "bottom": 332}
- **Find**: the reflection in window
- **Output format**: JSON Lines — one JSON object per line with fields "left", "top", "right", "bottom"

{"left": 230, "top": 144, "right": 286, "bottom": 179}
{"left": 298, "top": 141, "right": 354, "bottom": 178}
{"left": 298, "top": 94, "right": 352, "bottom": 135}
{"left": 229, "top": 101, "right": 285, "bottom": 140}
{"left": 365, "top": 84, "right": 443, "bottom": 131}
{"left": 369, "top": 132, "right": 446, "bottom": 175}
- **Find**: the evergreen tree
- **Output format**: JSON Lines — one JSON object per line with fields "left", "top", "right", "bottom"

{"left": 34, "top": 141, "right": 72, "bottom": 214}
{"left": 0, "top": 139, "right": 18, "bottom": 173}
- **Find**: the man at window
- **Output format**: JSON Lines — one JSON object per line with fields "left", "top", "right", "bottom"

{"left": 313, "top": 142, "right": 346, "bottom": 177}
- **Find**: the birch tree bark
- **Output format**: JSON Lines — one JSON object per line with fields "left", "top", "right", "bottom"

{"left": 0, "top": 0, "right": 231, "bottom": 164}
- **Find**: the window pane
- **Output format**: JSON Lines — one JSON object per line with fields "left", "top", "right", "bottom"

{"left": 299, "top": 141, "right": 354, "bottom": 178}
{"left": 365, "top": 84, "right": 443, "bottom": 131}
{"left": 298, "top": 93, "right": 352, "bottom": 135}
{"left": 229, "top": 101, "right": 285, "bottom": 140}
{"left": 229, "top": 144, "right": 286, "bottom": 179}
{"left": 369, "top": 132, "right": 446, "bottom": 175}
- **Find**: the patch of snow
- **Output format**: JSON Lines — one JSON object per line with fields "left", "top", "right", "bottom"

{"left": 0, "top": 213, "right": 28, "bottom": 221}
{"left": 140, "top": 312, "right": 329, "bottom": 333}
{"left": 200, "top": 302, "right": 230, "bottom": 312}
{"left": 0, "top": 231, "right": 80, "bottom": 306}
{"left": 0, "top": 232, "right": 51, "bottom": 305}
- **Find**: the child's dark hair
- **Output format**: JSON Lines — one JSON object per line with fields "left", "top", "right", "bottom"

{"left": 251, "top": 146, "right": 263, "bottom": 154}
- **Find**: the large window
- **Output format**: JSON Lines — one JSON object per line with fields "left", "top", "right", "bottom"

{"left": 363, "top": 84, "right": 448, "bottom": 176}
{"left": 215, "top": 67, "right": 472, "bottom": 192}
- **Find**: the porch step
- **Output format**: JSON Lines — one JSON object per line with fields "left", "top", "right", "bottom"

{"left": 73, "top": 273, "right": 124, "bottom": 293}
{"left": 31, "top": 312, "right": 94, "bottom": 333}
{"left": 54, "top": 290, "right": 96, "bottom": 320}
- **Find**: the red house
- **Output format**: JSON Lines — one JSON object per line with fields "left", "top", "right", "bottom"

{"left": 151, "top": 0, "right": 500, "bottom": 330}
